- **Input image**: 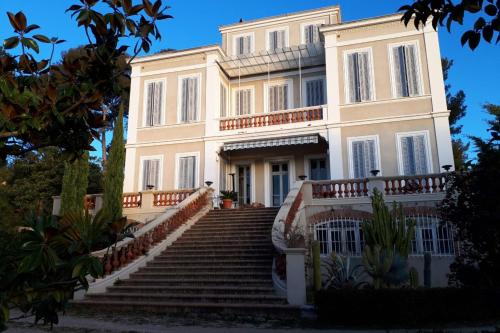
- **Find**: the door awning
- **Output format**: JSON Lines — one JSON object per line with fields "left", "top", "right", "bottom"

{"left": 223, "top": 135, "right": 319, "bottom": 152}
{"left": 217, "top": 43, "right": 325, "bottom": 78}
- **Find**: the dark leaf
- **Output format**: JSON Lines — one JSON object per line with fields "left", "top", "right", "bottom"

{"left": 25, "top": 24, "right": 40, "bottom": 33}
{"left": 485, "top": 4, "right": 498, "bottom": 15}
{"left": 3, "top": 36, "right": 19, "bottom": 49}
{"left": 66, "top": 4, "right": 83, "bottom": 12}
{"left": 33, "top": 34, "right": 51, "bottom": 43}
{"left": 21, "top": 38, "right": 40, "bottom": 53}
{"left": 15, "top": 11, "right": 27, "bottom": 31}
{"left": 468, "top": 31, "right": 481, "bottom": 50}
{"left": 7, "top": 12, "right": 22, "bottom": 31}
{"left": 461, "top": 30, "right": 475, "bottom": 46}
{"left": 474, "top": 17, "right": 486, "bottom": 30}
{"left": 482, "top": 25, "right": 494, "bottom": 42}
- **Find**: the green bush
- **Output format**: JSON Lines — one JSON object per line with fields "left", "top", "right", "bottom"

{"left": 316, "top": 288, "right": 500, "bottom": 326}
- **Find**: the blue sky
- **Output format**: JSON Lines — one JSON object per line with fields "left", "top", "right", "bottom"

{"left": 1, "top": 0, "right": 498, "bottom": 157}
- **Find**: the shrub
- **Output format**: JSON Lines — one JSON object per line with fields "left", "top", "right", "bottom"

{"left": 316, "top": 288, "right": 500, "bottom": 327}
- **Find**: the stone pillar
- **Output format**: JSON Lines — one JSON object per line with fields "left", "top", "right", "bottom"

{"left": 205, "top": 52, "right": 221, "bottom": 137}
{"left": 285, "top": 248, "right": 307, "bottom": 306}
{"left": 324, "top": 33, "right": 340, "bottom": 123}
{"left": 204, "top": 141, "right": 221, "bottom": 195}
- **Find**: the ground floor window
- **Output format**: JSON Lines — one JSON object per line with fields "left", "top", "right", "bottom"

{"left": 313, "top": 216, "right": 454, "bottom": 256}
{"left": 309, "top": 158, "right": 329, "bottom": 180}
{"left": 141, "top": 158, "right": 161, "bottom": 191}
{"left": 177, "top": 154, "right": 198, "bottom": 189}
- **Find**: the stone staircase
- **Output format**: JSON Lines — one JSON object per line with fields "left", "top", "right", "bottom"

{"left": 72, "top": 207, "right": 299, "bottom": 318}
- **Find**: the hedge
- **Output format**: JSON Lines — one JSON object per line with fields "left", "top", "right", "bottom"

{"left": 316, "top": 288, "right": 500, "bottom": 327}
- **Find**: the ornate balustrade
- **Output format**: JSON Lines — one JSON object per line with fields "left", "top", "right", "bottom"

{"left": 312, "top": 179, "right": 369, "bottom": 199}
{"left": 153, "top": 189, "right": 193, "bottom": 207}
{"left": 92, "top": 188, "right": 212, "bottom": 276}
{"left": 123, "top": 193, "right": 142, "bottom": 208}
{"left": 384, "top": 174, "right": 447, "bottom": 195}
{"left": 219, "top": 106, "right": 324, "bottom": 131}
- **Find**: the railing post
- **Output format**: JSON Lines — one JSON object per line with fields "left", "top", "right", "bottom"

{"left": 284, "top": 248, "right": 307, "bottom": 306}
{"left": 141, "top": 191, "right": 155, "bottom": 209}
{"left": 367, "top": 177, "right": 385, "bottom": 196}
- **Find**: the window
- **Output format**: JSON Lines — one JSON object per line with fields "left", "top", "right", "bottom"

{"left": 177, "top": 155, "right": 197, "bottom": 189}
{"left": 220, "top": 83, "right": 227, "bottom": 118}
{"left": 235, "top": 88, "right": 253, "bottom": 115}
{"left": 219, "top": 159, "right": 228, "bottom": 191}
{"left": 349, "top": 136, "right": 380, "bottom": 179}
{"left": 235, "top": 34, "right": 253, "bottom": 56}
{"left": 141, "top": 158, "right": 161, "bottom": 191}
{"left": 303, "top": 24, "right": 320, "bottom": 44}
{"left": 397, "top": 132, "right": 431, "bottom": 176}
{"left": 267, "top": 82, "right": 291, "bottom": 112}
{"left": 144, "top": 80, "right": 164, "bottom": 126}
{"left": 345, "top": 50, "right": 374, "bottom": 103}
{"left": 314, "top": 218, "right": 364, "bottom": 256}
{"left": 309, "top": 158, "right": 328, "bottom": 180}
{"left": 411, "top": 216, "right": 455, "bottom": 256}
{"left": 267, "top": 29, "right": 287, "bottom": 51}
{"left": 179, "top": 75, "right": 200, "bottom": 123}
{"left": 391, "top": 43, "right": 422, "bottom": 98}
{"left": 304, "top": 78, "right": 325, "bottom": 107}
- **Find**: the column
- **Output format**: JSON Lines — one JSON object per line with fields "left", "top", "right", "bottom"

{"left": 205, "top": 52, "right": 221, "bottom": 137}
{"left": 123, "top": 65, "right": 141, "bottom": 192}
{"left": 204, "top": 140, "right": 221, "bottom": 195}
{"left": 328, "top": 127, "right": 344, "bottom": 179}
{"left": 433, "top": 115, "right": 455, "bottom": 171}
{"left": 324, "top": 32, "right": 341, "bottom": 123}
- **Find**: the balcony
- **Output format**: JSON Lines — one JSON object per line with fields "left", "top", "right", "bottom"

{"left": 219, "top": 106, "right": 325, "bottom": 131}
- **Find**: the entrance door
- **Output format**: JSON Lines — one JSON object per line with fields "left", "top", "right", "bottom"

{"left": 237, "top": 165, "right": 251, "bottom": 205}
{"left": 271, "top": 162, "right": 289, "bottom": 207}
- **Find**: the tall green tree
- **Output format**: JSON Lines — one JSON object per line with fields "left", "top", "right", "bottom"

{"left": 442, "top": 103, "right": 500, "bottom": 287}
{"left": 102, "top": 105, "right": 125, "bottom": 221}
{"left": 60, "top": 153, "right": 89, "bottom": 215}
{"left": 442, "top": 58, "right": 470, "bottom": 170}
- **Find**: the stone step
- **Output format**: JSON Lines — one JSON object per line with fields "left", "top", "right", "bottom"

{"left": 194, "top": 221, "right": 274, "bottom": 227}
{"left": 168, "top": 244, "right": 272, "bottom": 251}
{"left": 139, "top": 265, "right": 270, "bottom": 273}
{"left": 183, "top": 230, "right": 270, "bottom": 237}
{"left": 130, "top": 271, "right": 272, "bottom": 280}
{"left": 189, "top": 224, "right": 271, "bottom": 231}
{"left": 107, "top": 285, "right": 276, "bottom": 295}
{"left": 178, "top": 235, "right": 271, "bottom": 243}
{"left": 147, "top": 259, "right": 271, "bottom": 266}
{"left": 85, "top": 292, "right": 285, "bottom": 305}
{"left": 173, "top": 238, "right": 271, "bottom": 245}
{"left": 198, "top": 215, "right": 276, "bottom": 221}
{"left": 70, "top": 300, "right": 298, "bottom": 317}
{"left": 155, "top": 253, "right": 273, "bottom": 260}
{"left": 116, "top": 278, "right": 273, "bottom": 287}
{"left": 159, "top": 249, "right": 273, "bottom": 256}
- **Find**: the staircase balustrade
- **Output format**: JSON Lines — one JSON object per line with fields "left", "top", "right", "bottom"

{"left": 153, "top": 189, "right": 193, "bottom": 206}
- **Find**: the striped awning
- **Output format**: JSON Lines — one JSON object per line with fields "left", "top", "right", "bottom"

{"left": 223, "top": 135, "right": 319, "bottom": 151}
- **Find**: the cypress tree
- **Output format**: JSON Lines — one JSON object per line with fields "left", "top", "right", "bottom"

{"left": 60, "top": 152, "right": 89, "bottom": 215}
{"left": 102, "top": 104, "right": 125, "bottom": 221}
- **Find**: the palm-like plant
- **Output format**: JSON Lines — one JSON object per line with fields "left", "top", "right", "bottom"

{"left": 323, "top": 254, "right": 367, "bottom": 290}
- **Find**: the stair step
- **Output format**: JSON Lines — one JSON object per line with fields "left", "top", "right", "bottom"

{"left": 139, "top": 265, "right": 270, "bottom": 273}
{"left": 160, "top": 249, "right": 272, "bottom": 256}
{"left": 86, "top": 292, "right": 285, "bottom": 304}
{"left": 188, "top": 226, "right": 271, "bottom": 232}
{"left": 116, "top": 278, "right": 273, "bottom": 287}
{"left": 147, "top": 259, "right": 271, "bottom": 266}
{"left": 71, "top": 300, "right": 298, "bottom": 316}
{"left": 130, "top": 272, "right": 271, "bottom": 280}
{"left": 169, "top": 244, "right": 272, "bottom": 251}
{"left": 156, "top": 253, "right": 273, "bottom": 260}
{"left": 173, "top": 239, "right": 271, "bottom": 245}
{"left": 107, "top": 285, "right": 276, "bottom": 295}
{"left": 184, "top": 231, "right": 270, "bottom": 237}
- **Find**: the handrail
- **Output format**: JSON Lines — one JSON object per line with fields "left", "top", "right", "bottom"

{"left": 153, "top": 189, "right": 194, "bottom": 206}
{"left": 383, "top": 173, "right": 447, "bottom": 195}
{"left": 217, "top": 105, "right": 326, "bottom": 120}
{"left": 271, "top": 181, "right": 304, "bottom": 286}
{"left": 92, "top": 187, "right": 213, "bottom": 276}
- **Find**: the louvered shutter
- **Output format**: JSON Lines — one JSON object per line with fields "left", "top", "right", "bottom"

{"left": 405, "top": 44, "right": 421, "bottom": 96}
{"left": 352, "top": 141, "right": 365, "bottom": 178}
{"left": 393, "top": 46, "right": 407, "bottom": 97}
{"left": 179, "top": 156, "right": 196, "bottom": 189}
{"left": 400, "top": 135, "right": 428, "bottom": 175}
{"left": 304, "top": 25, "right": 319, "bottom": 44}
{"left": 146, "top": 82, "right": 163, "bottom": 126}
{"left": 181, "top": 78, "right": 188, "bottom": 122}
{"left": 306, "top": 79, "right": 324, "bottom": 106}
{"left": 365, "top": 140, "right": 377, "bottom": 174}
{"left": 413, "top": 135, "right": 428, "bottom": 174}
{"left": 220, "top": 84, "right": 227, "bottom": 117}
{"left": 358, "top": 52, "right": 372, "bottom": 101}
{"left": 181, "top": 77, "right": 198, "bottom": 122}
{"left": 236, "top": 89, "right": 251, "bottom": 115}
{"left": 347, "top": 53, "right": 359, "bottom": 103}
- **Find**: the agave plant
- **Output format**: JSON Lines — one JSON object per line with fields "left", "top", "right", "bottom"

{"left": 323, "top": 253, "right": 367, "bottom": 289}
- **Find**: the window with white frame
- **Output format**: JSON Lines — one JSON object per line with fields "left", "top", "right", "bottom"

{"left": 144, "top": 80, "right": 164, "bottom": 126}
{"left": 267, "top": 82, "right": 291, "bottom": 112}
{"left": 235, "top": 88, "right": 253, "bottom": 115}
{"left": 313, "top": 216, "right": 454, "bottom": 257}
{"left": 219, "top": 159, "right": 228, "bottom": 191}
{"left": 304, "top": 78, "right": 325, "bottom": 107}
{"left": 179, "top": 75, "right": 199, "bottom": 123}
{"left": 303, "top": 23, "right": 321, "bottom": 44}
{"left": 220, "top": 83, "right": 227, "bottom": 118}
{"left": 177, "top": 155, "right": 197, "bottom": 189}
{"left": 235, "top": 34, "right": 253, "bottom": 56}
{"left": 349, "top": 136, "right": 380, "bottom": 179}
{"left": 397, "top": 132, "right": 431, "bottom": 176}
{"left": 345, "top": 50, "right": 374, "bottom": 103}
{"left": 141, "top": 158, "right": 161, "bottom": 191}
{"left": 267, "top": 29, "right": 287, "bottom": 51}
{"left": 390, "top": 42, "right": 422, "bottom": 98}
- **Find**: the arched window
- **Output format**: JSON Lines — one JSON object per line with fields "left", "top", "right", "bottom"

{"left": 312, "top": 217, "right": 365, "bottom": 256}
{"left": 410, "top": 215, "right": 455, "bottom": 256}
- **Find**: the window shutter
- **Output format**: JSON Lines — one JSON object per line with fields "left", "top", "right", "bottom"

{"left": 405, "top": 44, "right": 421, "bottom": 96}
{"left": 401, "top": 136, "right": 416, "bottom": 175}
{"left": 143, "top": 159, "right": 160, "bottom": 190}
{"left": 365, "top": 140, "right": 377, "bottom": 174}
{"left": 245, "top": 35, "right": 252, "bottom": 54}
{"left": 146, "top": 83, "right": 154, "bottom": 126}
{"left": 306, "top": 79, "right": 324, "bottom": 106}
{"left": 352, "top": 141, "right": 364, "bottom": 178}
{"left": 179, "top": 156, "right": 196, "bottom": 189}
{"left": 146, "top": 82, "right": 163, "bottom": 126}
{"left": 347, "top": 53, "right": 359, "bottom": 103}
{"left": 304, "top": 25, "right": 319, "bottom": 44}
{"left": 181, "top": 78, "right": 188, "bottom": 122}
{"left": 400, "top": 135, "right": 428, "bottom": 175}
{"left": 245, "top": 90, "right": 251, "bottom": 115}
{"left": 282, "top": 85, "right": 288, "bottom": 110}
{"left": 414, "top": 135, "right": 428, "bottom": 174}
{"left": 358, "top": 52, "right": 372, "bottom": 101}
{"left": 220, "top": 84, "right": 227, "bottom": 117}
{"left": 269, "top": 86, "right": 276, "bottom": 112}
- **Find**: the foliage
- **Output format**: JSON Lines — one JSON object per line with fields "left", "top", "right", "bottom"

{"left": 322, "top": 254, "right": 367, "bottom": 290}
{"left": 408, "top": 267, "right": 420, "bottom": 288}
{"left": 442, "top": 58, "right": 470, "bottom": 169}
{"left": 315, "top": 288, "right": 500, "bottom": 326}
{"left": 102, "top": 105, "right": 125, "bottom": 221}
{"left": 1, "top": 1, "right": 172, "bottom": 159}
{"left": 220, "top": 190, "right": 237, "bottom": 200}
{"left": 312, "top": 241, "right": 322, "bottom": 291}
{"left": 285, "top": 223, "right": 305, "bottom": 248}
{"left": 442, "top": 103, "right": 500, "bottom": 287}
{"left": 60, "top": 153, "right": 89, "bottom": 216}
{"left": 400, "top": 0, "right": 500, "bottom": 50}
{"left": 362, "top": 189, "right": 415, "bottom": 288}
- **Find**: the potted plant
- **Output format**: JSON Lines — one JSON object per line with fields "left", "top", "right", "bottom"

{"left": 220, "top": 190, "right": 237, "bottom": 209}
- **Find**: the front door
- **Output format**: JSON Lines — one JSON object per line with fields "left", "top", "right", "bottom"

{"left": 271, "top": 162, "right": 289, "bottom": 207}
{"left": 237, "top": 165, "right": 251, "bottom": 206}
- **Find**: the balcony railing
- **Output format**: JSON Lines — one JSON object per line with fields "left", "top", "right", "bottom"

{"left": 311, "top": 174, "right": 448, "bottom": 199}
{"left": 219, "top": 106, "right": 324, "bottom": 131}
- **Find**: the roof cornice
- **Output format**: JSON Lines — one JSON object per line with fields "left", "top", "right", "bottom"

{"left": 130, "top": 45, "right": 225, "bottom": 65}
{"left": 320, "top": 13, "right": 403, "bottom": 33}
